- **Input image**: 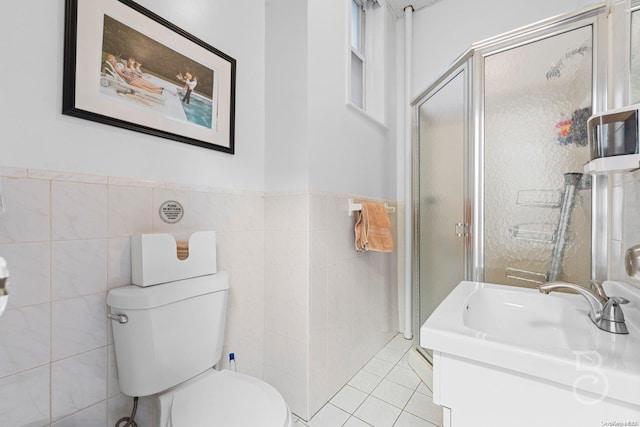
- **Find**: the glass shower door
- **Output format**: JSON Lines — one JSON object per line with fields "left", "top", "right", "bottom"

{"left": 416, "top": 68, "right": 468, "bottom": 361}
{"left": 483, "top": 26, "right": 593, "bottom": 287}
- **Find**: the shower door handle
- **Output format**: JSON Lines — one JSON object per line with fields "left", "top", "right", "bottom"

{"left": 455, "top": 223, "right": 469, "bottom": 237}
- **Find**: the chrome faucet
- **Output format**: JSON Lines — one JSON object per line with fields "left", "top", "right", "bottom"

{"left": 537, "top": 281, "right": 629, "bottom": 334}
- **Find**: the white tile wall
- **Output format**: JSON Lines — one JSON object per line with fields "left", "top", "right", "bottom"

{"left": 108, "top": 186, "right": 153, "bottom": 237}
{"left": 51, "top": 294, "right": 107, "bottom": 360}
{"left": 0, "top": 178, "right": 50, "bottom": 243}
{"left": 265, "top": 192, "right": 399, "bottom": 421}
{"left": 0, "top": 169, "right": 266, "bottom": 426}
{"left": 0, "top": 304, "right": 50, "bottom": 377}
{"left": 51, "top": 181, "right": 108, "bottom": 240}
{"left": 0, "top": 169, "right": 399, "bottom": 425}
{"left": 51, "top": 240, "right": 107, "bottom": 300}
{"left": 612, "top": 170, "right": 640, "bottom": 284}
{"left": 51, "top": 348, "right": 108, "bottom": 420}
{"left": 52, "top": 401, "right": 107, "bottom": 427}
{"left": 0, "top": 242, "right": 50, "bottom": 308}
{"left": 0, "top": 365, "right": 50, "bottom": 426}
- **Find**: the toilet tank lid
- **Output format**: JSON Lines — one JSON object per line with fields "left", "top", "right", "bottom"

{"left": 107, "top": 271, "right": 229, "bottom": 310}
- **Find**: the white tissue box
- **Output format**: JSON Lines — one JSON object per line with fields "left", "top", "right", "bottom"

{"left": 130, "top": 231, "right": 217, "bottom": 287}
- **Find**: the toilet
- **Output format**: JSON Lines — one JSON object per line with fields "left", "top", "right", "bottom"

{"left": 107, "top": 270, "right": 293, "bottom": 427}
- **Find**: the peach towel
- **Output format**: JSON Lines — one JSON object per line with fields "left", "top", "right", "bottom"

{"left": 354, "top": 202, "right": 394, "bottom": 252}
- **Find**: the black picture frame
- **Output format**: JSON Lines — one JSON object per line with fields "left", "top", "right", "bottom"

{"left": 63, "top": 0, "right": 236, "bottom": 154}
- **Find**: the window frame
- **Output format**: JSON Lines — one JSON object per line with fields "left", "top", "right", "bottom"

{"left": 350, "top": 0, "right": 366, "bottom": 109}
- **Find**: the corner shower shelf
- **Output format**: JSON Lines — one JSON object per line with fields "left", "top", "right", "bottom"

{"left": 509, "top": 223, "right": 557, "bottom": 243}
{"left": 584, "top": 154, "right": 640, "bottom": 174}
{"left": 505, "top": 260, "right": 549, "bottom": 285}
{"left": 516, "top": 190, "right": 562, "bottom": 208}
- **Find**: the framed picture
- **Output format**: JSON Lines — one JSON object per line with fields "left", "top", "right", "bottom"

{"left": 63, "top": 0, "right": 236, "bottom": 154}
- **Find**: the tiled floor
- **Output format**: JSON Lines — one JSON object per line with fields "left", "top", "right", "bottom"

{"left": 294, "top": 335, "right": 443, "bottom": 427}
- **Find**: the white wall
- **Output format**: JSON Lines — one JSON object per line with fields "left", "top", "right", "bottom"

{"left": 410, "top": 0, "right": 600, "bottom": 95}
{"left": 265, "top": 0, "right": 309, "bottom": 192}
{"left": 0, "top": 0, "right": 265, "bottom": 191}
{"left": 263, "top": 0, "right": 400, "bottom": 420}
{"left": 307, "top": 0, "right": 397, "bottom": 200}
{"left": 265, "top": 0, "right": 398, "bottom": 200}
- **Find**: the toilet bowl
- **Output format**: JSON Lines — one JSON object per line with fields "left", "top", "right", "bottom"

{"left": 158, "top": 369, "right": 292, "bottom": 427}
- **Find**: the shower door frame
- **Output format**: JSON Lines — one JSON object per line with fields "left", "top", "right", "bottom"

{"left": 411, "top": 57, "right": 474, "bottom": 363}
{"left": 411, "top": 4, "right": 608, "bottom": 363}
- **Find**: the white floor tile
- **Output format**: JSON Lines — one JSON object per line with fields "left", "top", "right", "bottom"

{"left": 384, "top": 335, "right": 412, "bottom": 353}
{"left": 354, "top": 396, "right": 402, "bottom": 427}
{"left": 385, "top": 366, "right": 421, "bottom": 391}
{"left": 363, "top": 358, "right": 395, "bottom": 378}
{"left": 344, "top": 416, "right": 374, "bottom": 426}
{"left": 393, "top": 411, "right": 438, "bottom": 427}
{"left": 397, "top": 352, "right": 411, "bottom": 369}
{"left": 308, "top": 404, "right": 350, "bottom": 427}
{"left": 374, "top": 347, "right": 406, "bottom": 365}
{"left": 371, "top": 379, "right": 414, "bottom": 409}
{"left": 404, "top": 393, "right": 443, "bottom": 426}
{"left": 303, "top": 334, "right": 438, "bottom": 427}
{"left": 415, "top": 382, "right": 432, "bottom": 397}
{"left": 330, "top": 385, "right": 368, "bottom": 414}
{"left": 348, "top": 370, "right": 383, "bottom": 394}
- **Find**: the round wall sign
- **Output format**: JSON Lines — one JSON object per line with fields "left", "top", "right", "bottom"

{"left": 159, "top": 200, "right": 184, "bottom": 224}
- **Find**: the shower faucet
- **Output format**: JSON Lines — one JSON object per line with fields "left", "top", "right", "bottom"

{"left": 537, "top": 281, "right": 629, "bottom": 334}
{"left": 0, "top": 257, "right": 8, "bottom": 317}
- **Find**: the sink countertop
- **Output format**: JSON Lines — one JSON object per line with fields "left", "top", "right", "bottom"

{"left": 420, "top": 280, "right": 640, "bottom": 406}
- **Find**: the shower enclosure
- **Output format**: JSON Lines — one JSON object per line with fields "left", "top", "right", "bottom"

{"left": 412, "top": 5, "right": 606, "bottom": 362}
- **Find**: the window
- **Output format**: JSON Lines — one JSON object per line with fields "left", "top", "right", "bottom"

{"left": 350, "top": 0, "right": 365, "bottom": 109}
{"left": 348, "top": 0, "right": 385, "bottom": 123}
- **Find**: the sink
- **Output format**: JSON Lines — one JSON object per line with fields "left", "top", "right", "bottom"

{"left": 421, "top": 280, "right": 640, "bottom": 407}
{"left": 462, "top": 285, "right": 598, "bottom": 353}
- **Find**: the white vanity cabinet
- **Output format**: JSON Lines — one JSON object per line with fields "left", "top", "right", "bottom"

{"left": 432, "top": 351, "right": 639, "bottom": 427}
{"left": 421, "top": 281, "right": 640, "bottom": 427}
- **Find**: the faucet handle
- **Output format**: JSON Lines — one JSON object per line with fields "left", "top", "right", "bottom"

{"left": 601, "top": 296, "right": 629, "bottom": 326}
{"left": 589, "top": 280, "right": 608, "bottom": 302}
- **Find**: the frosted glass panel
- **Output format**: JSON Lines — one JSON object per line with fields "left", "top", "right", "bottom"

{"left": 631, "top": 10, "right": 640, "bottom": 103}
{"left": 484, "top": 26, "right": 593, "bottom": 288}
{"left": 418, "top": 71, "right": 466, "bottom": 336}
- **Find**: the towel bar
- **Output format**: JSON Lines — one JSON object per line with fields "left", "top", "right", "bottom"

{"left": 348, "top": 199, "right": 396, "bottom": 217}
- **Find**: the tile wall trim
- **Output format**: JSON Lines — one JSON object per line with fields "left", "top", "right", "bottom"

{"left": 1, "top": 167, "right": 400, "bottom": 202}
{"left": 107, "top": 177, "right": 164, "bottom": 188}
{"left": 28, "top": 170, "right": 108, "bottom": 185}
{"left": 0, "top": 167, "right": 28, "bottom": 178}
{"left": 266, "top": 189, "right": 399, "bottom": 205}
{"left": 1, "top": 166, "right": 263, "bottom": 196}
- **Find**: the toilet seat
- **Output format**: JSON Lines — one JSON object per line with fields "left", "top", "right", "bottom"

{"left": 164, "top": 369, "right": 291, "bottom": 427}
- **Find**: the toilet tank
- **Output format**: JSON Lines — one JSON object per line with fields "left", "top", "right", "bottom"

{"left": 107, "top": 272, "right": 229, "bottom": 397}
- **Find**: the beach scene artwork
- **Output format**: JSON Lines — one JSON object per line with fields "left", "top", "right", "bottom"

{"left": 99, "top": 14, "right": 217, "bottom": 130}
